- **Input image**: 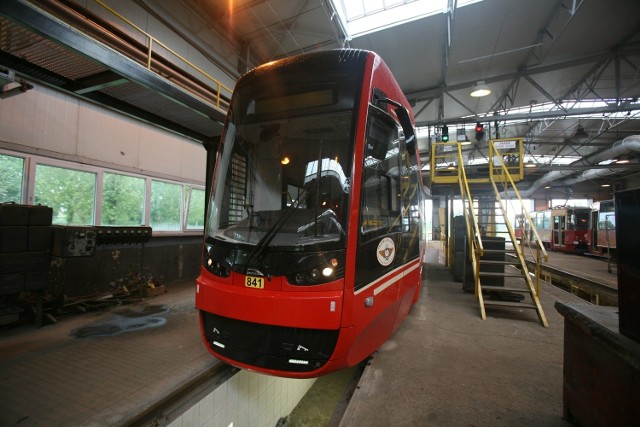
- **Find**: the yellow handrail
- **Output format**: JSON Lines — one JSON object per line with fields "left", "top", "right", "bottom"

{"left": 453, "top": 143, "right": 485, "bottom": 306}
{"left": 94, "top": 0, "right": 233, "bottom": 108}
{"left": 490, "top": 141, "right": 548, "bottom": 262}
{"left": 457, "top": 144, "right": 484, "bottom": 257}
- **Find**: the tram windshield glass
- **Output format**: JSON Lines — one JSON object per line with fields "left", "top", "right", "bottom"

{"left": 205, "top": 79, "right": 358, "bottom": 262}
{"left": 570, "top": 209, "right": 590, "bottom": 230}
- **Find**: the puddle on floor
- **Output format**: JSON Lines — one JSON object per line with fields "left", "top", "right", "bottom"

{"left": 70, "top": 305, "right": 170, "bottom": 338}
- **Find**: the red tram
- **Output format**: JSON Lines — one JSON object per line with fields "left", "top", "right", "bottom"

{"left": 588, "top": 200, "right": 616, "bottom": 257}
{"left": 195, "top": 50, "right": 425, "bottom": 378}
{"left": 532, "top": 206, "right": 591, "bottom": 253}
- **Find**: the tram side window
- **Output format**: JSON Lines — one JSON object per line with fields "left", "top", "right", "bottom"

{"left": 360, "top": 110, "right": 401, "bottom": 240}
{"left": 598, "top": 212, "right": 615, "bottom": 230}
{"left": 543, "top": 211, "right": 551, "bottom": 230}
{"left": 535, "top": 212, "right": 543, "bottom": 230}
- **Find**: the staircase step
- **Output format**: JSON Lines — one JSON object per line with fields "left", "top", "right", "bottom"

{"left": 479, "top": 272, "right": 524, "bottom": 278}
{"left": 482, "top": 286, "right": 530, "bottom": 293}
{"left": 479, "top": 259, "right": 521, "bottom": 265}
{"left": 483, "top": 300, "right": 538, "bottom": 309}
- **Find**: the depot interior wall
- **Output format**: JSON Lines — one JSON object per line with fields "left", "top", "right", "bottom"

{"left": 169, "top": 370, "right": 315, "bottom": 427}
{"left": 71, "top": 0, "right": 250, "bottom": 87}
{"left": 0, "top": 83, "right": 207, "bottom": 295}
{"left": 0, "top": 83, "right": 206, "bottom": 185}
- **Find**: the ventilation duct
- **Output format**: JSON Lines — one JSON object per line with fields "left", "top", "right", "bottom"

{"left": 518, "top": 135, "right": 640, "bottom": 197}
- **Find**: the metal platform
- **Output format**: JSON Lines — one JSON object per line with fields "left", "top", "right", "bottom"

{"left": 517, "top": 247, "right": 617, "bottom": 305}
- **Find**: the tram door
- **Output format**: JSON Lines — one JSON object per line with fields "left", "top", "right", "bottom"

{"left": 552, "top": 209, "right": 566, "bottom": 248}
{"left": 590, "top": 209, "right": 599, "bottom": 251}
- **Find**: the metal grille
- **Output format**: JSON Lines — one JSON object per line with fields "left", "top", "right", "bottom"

{"left": 229, "top": 153, "right": 247, "bottom": 225}
{"left": 201, "top": 311, "right": 339, "bottom": 373}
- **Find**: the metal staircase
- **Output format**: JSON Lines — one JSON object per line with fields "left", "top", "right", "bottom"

{"left": 431, "top": 139, "right": 549, "bottom": 327}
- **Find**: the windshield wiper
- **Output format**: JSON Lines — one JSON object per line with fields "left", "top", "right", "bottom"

{"left": 247, "top": 180, "right": 317, "bottom": 263}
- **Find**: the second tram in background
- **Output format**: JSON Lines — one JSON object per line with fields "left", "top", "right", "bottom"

{"left": 515, "top": 202, "right": 615, "bottom": 257}
{"left": 516, "top": 206, "right": 591, "bottom": 254}
{"left": 588, "top": 200, "right": 616, "bottom": 257}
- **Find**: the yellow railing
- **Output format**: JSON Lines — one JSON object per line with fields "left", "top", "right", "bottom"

{"left": 95, "top": 0, "right": 233, "bottom": 109}
{"left": 430, "top": 141, "right": 463, "bottom": 184}
{"left": 489, "top": 138, "right": 524, "bottom": 181}
{"left": 456, "top": 143, "right": 485, "bottom": 305}
{"left": 490, "top": 140, "right": 548, "bottom": 295}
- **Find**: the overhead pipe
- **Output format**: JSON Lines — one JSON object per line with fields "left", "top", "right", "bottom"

{"left": 519, "top": 135, "right": 640, "bottom": 197}
{"left": 561, "top": 167, "right": 625, "bottom": 186}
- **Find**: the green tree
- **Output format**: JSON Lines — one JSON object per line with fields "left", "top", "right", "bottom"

{"left": 151, "top": 180, "right": 182, "bottom": 230}
{"left": 186, "top": 187, "right": 205, "bottom": 229}
{"left": 102, "top": 173, "right": 145, "bottom": 225}
{"left": 34, "top": 165, "right": 96, "bottom": 225}
{"left": 0, "top": 154, "right": 24, "bottom": 203}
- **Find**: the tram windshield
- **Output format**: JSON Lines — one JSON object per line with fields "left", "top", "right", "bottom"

{"left": 202, "top": 56, "right": 364, "bottom": 281}
{"left": 570, "top": 209, "right": 590, "bottom": 230}
{"left": 206, "top": 110, "right": 353, "bottom": 253}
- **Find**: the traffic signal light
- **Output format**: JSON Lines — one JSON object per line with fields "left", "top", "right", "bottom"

{"left": 475, "top": 123, "right": 484, "bottom": 141}
{"left": 442, "top": 125, "right": 449, "bottom": 142}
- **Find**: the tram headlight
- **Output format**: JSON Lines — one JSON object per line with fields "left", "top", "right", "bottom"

{"left": 288, "top": 256, "right": 344, "bottom": 286}
{"left": 203, "top": 244, "right": 231, "bottom": 278}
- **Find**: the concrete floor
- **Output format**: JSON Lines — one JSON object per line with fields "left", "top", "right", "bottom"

{"left": 339, "top": 241, "right": 586, "bottom": 426}
{"left": 0, "top": 280, "right": 224, "bottom": 426}
{"left": 0, "top": 240, "right": 598, "bottom": 426}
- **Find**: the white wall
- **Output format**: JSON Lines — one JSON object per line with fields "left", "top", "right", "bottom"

{"left": 0, "top": 84, "right": 206, "bottom": 183}
{"left": 169, "top": 370, "right": 315, "bottom": 427}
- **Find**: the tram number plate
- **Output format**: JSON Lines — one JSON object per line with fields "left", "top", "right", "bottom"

{"left": 245, "top": 276, "right": 264, "bottom": 289}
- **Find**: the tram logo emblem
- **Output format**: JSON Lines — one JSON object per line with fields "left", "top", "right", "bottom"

{"left": 376, "top": 237, "right": 396, "bottom": 266}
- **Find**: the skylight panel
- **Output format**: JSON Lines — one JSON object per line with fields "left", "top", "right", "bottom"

{"left": 332, "top": 0, "right": 452, "bottom": 38}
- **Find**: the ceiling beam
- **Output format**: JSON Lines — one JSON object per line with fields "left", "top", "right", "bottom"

{"left": 417, "top": 104, "right": 640, "bottom": 127}
{"left": 405, "top": 48, "right": 640, "bottom": 103}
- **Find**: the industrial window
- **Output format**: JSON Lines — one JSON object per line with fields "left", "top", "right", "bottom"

{"left": 34, "top": 164, "right": 97, "bottom": 225}
{"left": 186, "top": 187, "right": 206, "bottom": 229}
{"left": 151, "top": 180, "right": 183, "bottom": 231}
{"left": 0, "top": 153, "right": 24, "bottom": 203}
{"left": 1, "top": 149, "right": 205, "bottom": 233}
{"left": 102, "top": 172, "right": 145, "bottom": 226}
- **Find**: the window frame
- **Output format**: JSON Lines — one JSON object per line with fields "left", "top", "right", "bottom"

{"left": 0, "top": 148, "right": 205, "bottom": 235}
